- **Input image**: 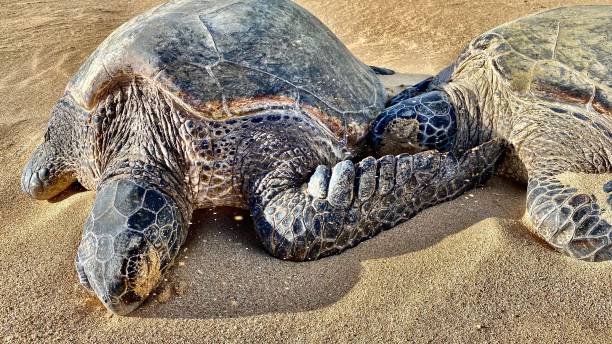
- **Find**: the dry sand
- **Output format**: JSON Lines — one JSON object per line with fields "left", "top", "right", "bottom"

{"left": 1, "top": 0, "right": 611, "bottom": 342}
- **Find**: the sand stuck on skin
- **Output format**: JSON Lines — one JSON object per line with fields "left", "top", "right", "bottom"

{"left": 0, "top": 0, "right": 610, "bottom": 342}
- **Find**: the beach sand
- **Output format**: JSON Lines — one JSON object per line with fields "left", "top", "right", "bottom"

{"left": 0, "top": 0, "right": 610, "bottom": 342}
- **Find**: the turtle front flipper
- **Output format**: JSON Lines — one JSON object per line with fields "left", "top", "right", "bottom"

{"left": 526, "top": 172, "right": 612, "bottom": 261}
{"left": 76, "top": 178, "right": 190, "bottom": 315}
{"left": 22, "top": 143, "right": 76, "bottom": 200}
{"left": 244, "top": 139, "right": 505, "bottom": 261}
{"left": 22, "top": 102, "right": 80, "bottom": 200}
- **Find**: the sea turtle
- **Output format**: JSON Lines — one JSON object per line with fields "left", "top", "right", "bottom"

{"left": 21, "top": 0, "right": 502, "bottom": 314}
{"left": 372, "top": 6, "right": 612, "bottom": 261}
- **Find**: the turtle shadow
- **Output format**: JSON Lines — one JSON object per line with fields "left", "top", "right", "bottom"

{"left": 133, "top": 177, "right": 526, "bottom": 320}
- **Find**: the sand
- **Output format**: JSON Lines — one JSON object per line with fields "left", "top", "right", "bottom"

{"left": 1, "top": 0, "right": 611, "bottom": 342}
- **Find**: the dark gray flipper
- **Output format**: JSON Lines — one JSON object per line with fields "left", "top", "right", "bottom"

{"left": 605, "top": 181, "right": 612, "bottom": 207}
{"left": 246, "top": 139, "right": 505, "bottom": 261}
{"left": 21, "top": 102, "right": 79, "bottom": 200}
{"left": 370, "top": 65, "right": 396, "bottom": 75}
{"left": 527, "top": 173, "right": 612, "bottom": 261}
{"left": 75, "top": 178, "right": 189, "bottom": 314}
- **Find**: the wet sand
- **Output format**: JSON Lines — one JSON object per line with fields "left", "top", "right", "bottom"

{"left": 0, "top": 0, "right": 610, "bottom": 342}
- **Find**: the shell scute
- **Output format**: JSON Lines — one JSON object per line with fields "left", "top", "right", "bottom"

{"left": 531, "top": 60, "right": 593, "bottom": 105}
{"left": 493, "top": 49, "right": 534, "bottom": 94}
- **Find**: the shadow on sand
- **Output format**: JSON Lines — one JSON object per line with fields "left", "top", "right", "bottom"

{"left": 124, "top": 177, "right": 526, "bottom": 320}
{"left": 47, "top": 182, "right": 88, "bottom": 203}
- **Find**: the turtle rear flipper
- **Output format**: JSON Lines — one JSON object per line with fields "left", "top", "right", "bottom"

{"left": 245, "top": 139, "right": 505, "bottom": 261}
{"left": 526, "top": 172, "right": 612, "bottom": 261}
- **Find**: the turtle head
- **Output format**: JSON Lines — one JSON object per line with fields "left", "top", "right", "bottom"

{"left": 76, "top": 178, "right": 189, "bottom": 315}
{"left": 371, "top": 90, "right": 457, "bottom": 156}
{"left": 22, "top": 98, "right": 80, "bottom": 200}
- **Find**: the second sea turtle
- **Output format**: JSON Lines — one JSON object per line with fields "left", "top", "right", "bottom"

{"left": 372, "top": 6, "right": 612, "bottom": 261}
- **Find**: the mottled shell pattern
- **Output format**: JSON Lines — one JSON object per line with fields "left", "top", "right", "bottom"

{"left": 458, "top": 6, "right": 610, "bottom": 116}
{"left": 67, "top": 0, "right": 386, "bottom": 145}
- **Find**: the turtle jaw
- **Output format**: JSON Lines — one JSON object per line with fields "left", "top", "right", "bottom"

{"left": 104, "top": 299, "right": 142, "bottom": 316}
{"left": 21, "top": 144, "right": 75, "bottom": 200}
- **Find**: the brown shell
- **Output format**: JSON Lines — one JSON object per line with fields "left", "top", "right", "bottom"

{"left": 67, "top": 0, "right": 386, "bottom": 144}
{"left": 461, "top": 6, "right": 611, "bottom": 115}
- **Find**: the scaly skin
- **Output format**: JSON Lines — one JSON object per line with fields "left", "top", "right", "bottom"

{"left": 20, "top": 0, "right": 509, "bottom": 316}
{"left": 372, "top": 89, "right": 457, "bottom": 156}
{"left": 445, "top": 73, "right": 612, "bottom": 261}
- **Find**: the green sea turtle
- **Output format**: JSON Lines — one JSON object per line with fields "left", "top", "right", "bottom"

{"left": 372, "top": 6, "right": 612, "bottom": 261}
{"left": 21, "top": 0, "right": 502, "bottom": 314}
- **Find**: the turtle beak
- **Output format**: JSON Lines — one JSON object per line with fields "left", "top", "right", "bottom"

{"left": 105, "top": 302, "right": 141, "bottom": 316}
